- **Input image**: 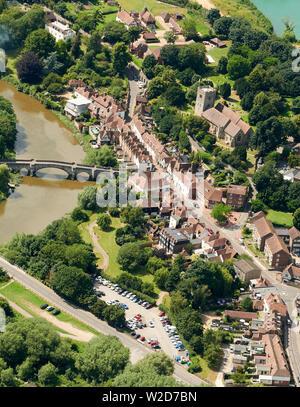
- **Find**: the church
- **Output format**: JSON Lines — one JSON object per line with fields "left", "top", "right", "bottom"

{"left": 194, "top": 86, "right": 253, "bottom": 147}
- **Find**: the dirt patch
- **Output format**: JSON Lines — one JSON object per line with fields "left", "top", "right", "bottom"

{"left": 200, "top": 312, "right": 221, "bottom": 329}
{"left": 22, "top": 300, "right": 95, "bottom": 342}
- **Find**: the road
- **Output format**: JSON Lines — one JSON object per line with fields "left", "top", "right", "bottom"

{"left": 0, "top": 255, "right": 207, "bottom": 386}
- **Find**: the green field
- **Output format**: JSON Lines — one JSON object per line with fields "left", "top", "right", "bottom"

{"left": 0, "top": 281, "right": 98, "bottom": 335}
{"left": 118, "top": 0, "right": 186, "bottom": 16}
{"left": 266, "top": 210, "right": 294, "bottom": 228}
{"left": 132, "top": 55, "right": 143, "bottom": 69}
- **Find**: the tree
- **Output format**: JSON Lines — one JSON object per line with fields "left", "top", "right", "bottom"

{"left": 142, "top": 54, "right": 157, "bottom": 79}
{"left": 213, "top": 17, "right": 233, "bottom": 37}
{"left": 71, "top": 207, "right": 89, "bottom": 222}
{"left": 42, "top": 52, "right": 63, "bottom": 75}
{"left": 38, "top": 363, "right": 59, "bottom": 387}
{"left": 164, "top": 31, "right": 178, "bottom": 44}
{"left": 203, "top": 343, "right": 223, "bottom": 369}
{"left": 206, "top": 9, "right": 221, "bottom": 26}
{"left": 120, "top": 206, "right": 146, "bottom": 228}
{"left": 178, "top": 130, "right": 191, "bottom": 152}
{"left": 219, "top": 82, "right": 231, "bottom": 99}
{"left": 102, "top": 21, "right": 129, "bottom": 44}
{"left": 16, "top": 52, "right": 43, "bottom": 84}
{"left": 250, "top": 117, "right": 285, "bottom": 156}
{"left": 70, "top": 32, "right": 82, "bottom": 59}
{"left": 241, "top": 296, "right": 253, "bottom": 312}
{"left": 112, "top": 42, "right": 132, "bottom": 75}
{"left": 293, "top": 208, "right": 300, "bottom": 230}
{"left": 0, "top": 164, "right": 9, "bottom": 196}
{"left": 288, "top": 154, "right": 300, "bottom": 168}
{"left": 97, "top": 213, "right": 111, "bottom": 231}
{"left": 117, "top": 242, "right": 150, "bottom": 273}
{"left": 84, "top": 145, "right": 117, "bottom": 167}
{"left": 50, "top": 265, "right": 93, "bottom": 304}
{"left": 24, "top": 28, "right": 56, "bottom": 60}
{"left": 181, "top": 18, "right": 198, "bottom": 40}
{"left": 217, "top": 56, "right": 228, "bottom": 74}
{"left": 154, "top": 267, "right": 169, "bottom": 289}
{"left": 75, "top": 336, "right": 129, "bottom": 384}
{"left": 128, "top": 26, "right": 141, "bottom": 45}
{"left": 78, "top": 185, "right": 99, "bottom": 211}
{"left": 251, "top": 199, "right": 265, "bottom": 213}
{"left": 164, "top": 83, "right": 186, "bottom": 107}
{"left": 211, "top": 204, "right": 232, "bottom": 223}
{"left": 103, "top": 304, "right": 125, "bottom": 327}
{"left": 227, "top": 55, "right": 251, "bottom": 79}
{"left": 147, "top": 76, "right": 165, "bottom": 99}
{"left": 56, "top": 218, "right": 82, "bottom": 245}
{"left": 160, "top": 44, "right": 179, "bottom": 67}
{"left": 140, "top": 353, "right": 174, "bottom": 376}
{"left": 65, "top": 244, "right": 95, "bottom": 271}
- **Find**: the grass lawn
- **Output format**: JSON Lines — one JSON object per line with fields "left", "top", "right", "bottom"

{"left": 205, "top": 73, "right": 234, "bottom": 88}
{"left": 118, "top": 0, "right": 186, "bottom": 16}
{"left": 81, "top": 214, "right": 161, "bottom": 295}
{"left": 5, "top": 47, "right": 21, "bottom": 77}
{"left": 207, "top": 45, "right": 229, "bottom": 64}
{"left": 266, "top": 210, "right": 294, "bottom": 228}
{"left": 132, "top": 55, "right": 143, "bottom": 69}
{"left": 0, "top": 281, "right": 98, "bottom": 335}
{"left": 196, "top": 355, "right": 219, "bottom": 384}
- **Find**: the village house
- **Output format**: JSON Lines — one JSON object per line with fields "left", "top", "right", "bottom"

{"left": 45, "top": 20, "right": 76, "bottom": 41}
{"left": 251, "top": 211, "right": 275, "bottom": 250}
{"left": 292, "top": 142, "right": 300, "bottom": 156}
{"left": 143, "top": 31, "right": 158, "bottom": 42}
{"left": 169, "top": 17, "right": 182, "bottom": 34}
{"left": 116, "top": 9, "right": 138, "bottom": 29}
{"left": 195, "top": 86, "right": 253, "bottom": 147}
{"left": 282, "top": 264, "right": 300, "bottom": 283}
{"left": 224, "top": 310, "right": 258, "bottom": 322}
{"left": 289, "top": 226, "right": 300, "bottom": 255}
{"left": 233, "top": 259, "right": 261, "bottom": 283}
{"left": 282, "top": 167, "right": 300, "bottom": 182}
{"left": 140, "top": 6, "right": 155, "bottom": 26}
{"left": 160, "top": 11, "right": 171, "bottom": 23}
{"left": 210, "top": 37, "right": 226, "bottom": 48}
{"left": 226, "top": 184, "right": 248, "bottom": 209}
{"left": 256, "top": 334, "right": 290, "bottom": 386}
{"left": 64, "top": 95, "right": 91, "bottom": 119}
{"left": 264, "top": 234, "right": 290, "bottom": 269}
{"left": 158, "top": 227, "right": 190, "bottom": 254}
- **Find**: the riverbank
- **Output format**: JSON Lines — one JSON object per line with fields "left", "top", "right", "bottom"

{"left": 211, "top": 0, "right": 273, "bottom": 33}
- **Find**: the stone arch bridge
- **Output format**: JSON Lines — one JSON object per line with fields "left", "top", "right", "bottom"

{"left": 0, "top": 159, "right": 121, "bottom": 181}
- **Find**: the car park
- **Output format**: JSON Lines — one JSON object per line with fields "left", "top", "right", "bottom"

{"left": 40, "top": 304, "right": 48, "bottom": 310}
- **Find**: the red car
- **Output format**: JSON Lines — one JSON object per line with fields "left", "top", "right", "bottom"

{"left": 150, "top": 341, "right": 159, "bottom": 346}
{"left": 207, "top": 228, "right": 214, "bottom": 235}
{"left": 159, "top": 311, "right": 165, "bottom": 317}
{"left": 140, "top": 336, "right": 145, "bottom": 341}
{"left": 134, "top": 316, "right": 142, "bottom": 321}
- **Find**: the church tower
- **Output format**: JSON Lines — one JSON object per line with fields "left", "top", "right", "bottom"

{"left": 194, "top": 86, "right": 216, "bottom": 116}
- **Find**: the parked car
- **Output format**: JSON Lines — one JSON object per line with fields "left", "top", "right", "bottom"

{"left": 130, "top": 331, "right": 136, "bottom": 336}
{"left": 46, "top": 306, "right": 54, "bottom": 312}
{"left": 40, "top": 304, "right": 48, "bottom": 310}
{"left": 52, "top": 309, "right": 60, "bottom": 315}
{"left": 149, "top": 320, "right": 155, "bottom": 328}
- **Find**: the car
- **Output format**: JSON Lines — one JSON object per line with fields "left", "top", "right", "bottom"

{"left": 151, "top": 344, "right": 160, "bottom": 349}
{"left": 52, "top": 309, "right": 60, "bottom": 315}
{"left": 140, "top": 336, "right": 145, "bottom": 341}
{"left": 149, "top": 320, "right": 155, "bottom": 328}
{"left": 40, "top": 304, "right": 48, "bottom": 310}
{"left": 126, "top": 292, "right": 132, "bottom": 298}
{"left": 135, "top": 334, "right": 141, "bottom": 339}
{"left": 137, "top": 339, "right": 145, "bottom": 344}
{"left": 130, "top": 331, "right": 136, "bottom": 336}
{"left": 141, "top": 302, "right": 147, "bottom": 307}
{"left": 122, "top": 291, "right": 128, "bottom": 296}
{"left": 133, "top": 298, "right": 138, "bottom": 303}
{"left": 46, "top": 306, "right": 54, "bottom": 312}
{"left": 159, "top": 311, "right": 165, "bottom": 317}
{"left": 146, "top": 304, "right": 152, "bottom": 309}
{"left": 193, "top": 202, "right": 199, "bottom": 208}
{"left": 207, "top": 228, "right": 214, "bottom": 235}
{"left": 138, "top": 299, "right": 143, "bottom": 304}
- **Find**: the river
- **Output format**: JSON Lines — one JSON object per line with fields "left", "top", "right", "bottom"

{"left": 252, "top": 0, "right": 300, "bottom": 38}
{"left": 0, "top": 81, "right": 93, "bottom": 242}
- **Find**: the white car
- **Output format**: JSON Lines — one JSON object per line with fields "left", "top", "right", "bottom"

{"left": 149, "top": 320, "right": 155, "bottom": 328}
